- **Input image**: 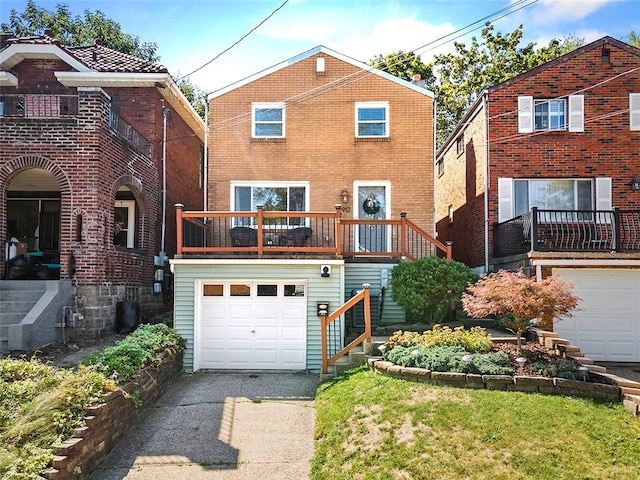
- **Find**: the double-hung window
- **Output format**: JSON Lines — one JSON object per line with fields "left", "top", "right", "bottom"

{"left": 252, "top": 103, "right": 285, "bottom": 138}
{"left": 513, "top": 179, "right": 593, "bottom": 217}
{"left": 534, "top": 99, "right": 566, "bottom": 131}
{"left": 518, "top": 95, "right": 584, "bottom": 133}
{"left": 355, "top": 102, "right": 389, "bottom": 138}
{"left": 232, "top": 182, "right": 308, "bottom": 226}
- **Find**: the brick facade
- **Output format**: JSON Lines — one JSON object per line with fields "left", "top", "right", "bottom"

{"left": 1, "top": 38, "right": 203, "bottom": 338}
{"left": 436, "top": 37, "right": 640, "bottom": 270}
{"left": 208, "top": 48, "right": 435, "bottom": 232}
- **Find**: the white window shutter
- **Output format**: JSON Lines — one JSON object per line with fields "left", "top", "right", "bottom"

{"left": 595, "top": 177, "right": 612, "bottom": 211}
{"left": 568, "top": 95, "right": 584, "bottom": 132}
{"left": 498, "top": 178, "right": 514, "bottom": 222}
{"left": 630, "top": 94, "right": 640, "bottom": 131}
{"left": 518, "top": 96, "right": 533, "bottom": 133}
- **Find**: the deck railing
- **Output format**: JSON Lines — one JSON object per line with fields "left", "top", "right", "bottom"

{"left": 320, "top": 285, "right": 371, "bottom": 374}
{"left": 0, "top": 94, "right": 78, "bottom": 118}
{"left": 175, "top": 205, "right": 452, "bottom": 259}
{"left": 494, "top": 207, "right": 640, "bottom": 257}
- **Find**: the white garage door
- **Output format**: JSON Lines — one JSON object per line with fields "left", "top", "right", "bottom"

{"left": 554, "top": 268, "right": 640, "bottom": 362}
{"left": 198, "top": 281, "right": 307, "bottom": 370}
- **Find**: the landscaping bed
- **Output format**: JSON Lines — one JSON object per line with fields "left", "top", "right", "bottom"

{"left": 0, "top": 324, "right": 185, "bottom": 480}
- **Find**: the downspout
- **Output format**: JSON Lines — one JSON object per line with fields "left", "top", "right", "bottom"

{"left": 160, "top": 106, "right": 169, "bottom": 260}
{"left": 433, "top": 95, "right": 438, "bottom": 238}
{"left": 203, "top": 95, "right": 208, "bottom": 211}
{"left": 483, "top": 93, "right": 489, "bottom": 273}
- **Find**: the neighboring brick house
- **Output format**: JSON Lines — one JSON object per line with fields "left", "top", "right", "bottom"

{"left": 435, "top": 36, "right": 640, "bottom": 362}
{"left": 171, "top": 46, "right": 441, "bottom": 372}
{"left": 0, "top": 31, "right": 204, "bottom": 350}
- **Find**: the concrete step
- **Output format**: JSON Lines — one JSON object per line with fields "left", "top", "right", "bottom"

{"left": 0, "top": 300, "right": 40, "bottom": 314}
{"left": 623, "top": 394, "right": 640, "bottom": 416}
{"left": 0, "top": 313, "right": 27, "bottom": 325}
{"left": 0, "top": 290, "right": 43, "bottom": 302}
{"left": 0, "top": 280, "right": 48, "bottom": 291}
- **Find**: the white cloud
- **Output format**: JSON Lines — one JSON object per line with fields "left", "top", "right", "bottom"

{"left": 531, "top": 0, "right": 619, "bottom": 23}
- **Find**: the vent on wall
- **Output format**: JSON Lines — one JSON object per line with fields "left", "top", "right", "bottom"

{"left": 316, "top": 57, "right": 325, "bottom": 74}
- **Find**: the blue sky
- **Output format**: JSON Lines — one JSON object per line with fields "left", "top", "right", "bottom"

{"left": 2, "top": 0, "right": 639, "bottom": 93}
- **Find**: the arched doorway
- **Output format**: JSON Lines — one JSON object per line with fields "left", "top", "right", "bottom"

{"left": 7, "top": 168, "right": 61, "bottom": 274}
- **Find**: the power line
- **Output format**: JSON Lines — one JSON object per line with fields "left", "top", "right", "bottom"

{"left": 204, "top": 0, "right": 540, "bottom": 132}
{"left": 177, "top": 0, "right": 289, "bottom": 81}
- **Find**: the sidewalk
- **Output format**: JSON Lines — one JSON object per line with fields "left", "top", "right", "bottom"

{"left": 88, "top": 371, "right": 318, "bottom": 480}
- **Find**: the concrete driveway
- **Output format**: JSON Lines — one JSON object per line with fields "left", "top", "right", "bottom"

{"left": 88, "top": 371, "right": 319, "bottom": 480}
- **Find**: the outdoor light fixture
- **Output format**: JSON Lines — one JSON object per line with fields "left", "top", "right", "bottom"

{"left": 578, "top": 365, "right": 589, "bottom": 382}
{"left": 515, "top": 357, "right": 527, "bottom": 369}
{"left": 341, "top": 189, "right": 350, "bottom": 204}
{"left": 632, "top": 177, "right": 640, "bottom": 191}
{"left": 377, "top": 344, "right": 387, "bottom": 355}
{"left": 461, "top": 354, "right": 473, "bottom": 365}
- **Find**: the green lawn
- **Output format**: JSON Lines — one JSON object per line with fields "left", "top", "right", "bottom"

{"left": 312, "top": 367, "right": 640, "bottom": 480}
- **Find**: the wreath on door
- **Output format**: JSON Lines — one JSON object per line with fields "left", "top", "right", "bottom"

{"left": 362, "top": 193, "right": 381, "bottom": 215}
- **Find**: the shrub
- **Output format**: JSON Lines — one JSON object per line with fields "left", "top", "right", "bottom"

{"left": 386, "top": 345, "right": 468, "bottom": 371}
{"left": 390, "top": 257, "right": 475, "bottom": 324}
{"left": 530, "top": 359, "right": 580, "bottom": 380}
{"left": 82, "top": 323, "right": 185, "bottom": 382}
{"left": 462, "top": 269, "right": 579, "bottom": 353}
{"left": 385, "top": 325, "right": 492, "bottom": 353}
{"left": 463, "top": 352, "right": 514, "bottom": 375}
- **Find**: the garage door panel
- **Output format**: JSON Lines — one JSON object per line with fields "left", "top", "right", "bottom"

{"left": 199, "top": 281, "right": 307, "bottom": 370}
{"left": 554, "top": 268, "right": 640, "bottom": 362}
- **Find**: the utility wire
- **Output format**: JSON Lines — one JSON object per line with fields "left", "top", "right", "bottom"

{"left": 177, "top": 0, "right": 289, "bottom": 81}
{"left": 205, "top": 0, "right": 540, "bottom": 132}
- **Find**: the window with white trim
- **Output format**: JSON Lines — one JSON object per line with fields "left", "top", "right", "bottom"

{"left": 518, "top": 95, "right": 583, "bottom": 133}
{"left": 534, "top": 99, "right": 566, "bottom": 131}
{"left": 513, "top": 179, "right": 593, "bottom": 217}
{"left": 252, "top": 103, "right": 285, "bottom": 138}
{"left": 232, "top": 182, "right": 308, "bottom": 226}
{"left": 114, "top": 199, "right": 136, "bottom": 248}
{"left": 355, "top": 102, "right": 389, "bottom": 137}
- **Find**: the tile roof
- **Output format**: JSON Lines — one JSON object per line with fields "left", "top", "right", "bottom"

{"left": 1, "top": 30, "right": 168, "bottom": 74}
{"left": 69, "top": 44, "right": 168, "bottom": 74}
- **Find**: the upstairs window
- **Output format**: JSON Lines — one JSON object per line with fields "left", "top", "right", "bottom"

{"left": 534, "top": 99, "right": 566, "bottom": 131}
{"left": 356, "top": 102, "right": 389, "bottom": 137}
{"left": 252, "top": 103, "right": 285, "bottom": 138}
{"left": 456, "top": 135, "right": 464, "bottom": 155}
{"left": 518, "top": 95, "right": 583, "bottom": 133}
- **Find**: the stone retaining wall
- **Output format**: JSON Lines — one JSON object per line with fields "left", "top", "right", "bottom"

{"left": 40, "top": 352, "right": 183, "bottom": 480}
{"left": 367, "top": 358, "right": 622, "bottom": 402}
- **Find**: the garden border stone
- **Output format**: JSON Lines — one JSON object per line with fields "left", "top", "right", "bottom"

{"left": 39, "top": 351, "right": 184, "bottom": 480}
{"left": 368, "top": 357, "right": 623, "bottom": 402}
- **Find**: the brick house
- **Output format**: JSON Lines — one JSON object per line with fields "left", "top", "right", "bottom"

{"left": 0, "top": 31, "right": 204, "bottom": 351}
{"left": 171, "top": 46, "right": 447, "bottom": 372}
{"left": 435, "top": 36, "right": 640, "bottom": 362}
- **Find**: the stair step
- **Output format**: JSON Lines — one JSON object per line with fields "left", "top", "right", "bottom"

{"left": 623, "top": 394, "right": 640, "bottom": 416}
{"left": 586, "top": 364, "right": 607, "bottom": 373}
{"left": 0, "top": 290, "right": 43, "bottom": 302}
{"left": 622, "top": 386, "right": 640, "bottom": 396}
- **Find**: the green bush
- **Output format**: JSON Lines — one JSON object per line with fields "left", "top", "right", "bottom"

{"left": 0, "top": 324, "right": 186, "bottom": 480}
{"left": 384, "top": 345, "right": 515, "bottom": 375}
{"left": 82, "top": 323, "right": 185, "bottom": 382}
{"left": 531, "top": 359, "right": 580, "bottom": 379}
{"left": 385, "top": 325, "right": 492, "bottom": 353}
{"left": 390, "top": 257, "right": 475, "bottom": 323}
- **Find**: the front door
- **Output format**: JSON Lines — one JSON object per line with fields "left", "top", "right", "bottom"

{"left": 354, "top": 183, "right": 390, "bottom": 253}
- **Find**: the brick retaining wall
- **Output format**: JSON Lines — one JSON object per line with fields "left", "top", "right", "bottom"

{"left": 40, "top": 352, "right": 183, "bottom": 480}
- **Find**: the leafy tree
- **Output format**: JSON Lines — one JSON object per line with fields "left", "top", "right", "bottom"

{"left": 1, "top": 0, "right": 159, "bottom": 62}
{"left": 369, "top": 50, "right": 436, "bottom": 89}
{"left": 461, "top": 269, "right": 579, "bottom": 354}
{"left": 175, "top": 75, "right": 207, "bottom": 119}
{"left": 390, "top": 257, "right": 475, "bottom": 324}
{"left": 630, "top": 31, "right": 640, "bottom": 48}
{"left": 431, "top": 25, "right": 583, "bottom": 146}
{"left": 371, "top": 26, "right": 584, "bottom": 148}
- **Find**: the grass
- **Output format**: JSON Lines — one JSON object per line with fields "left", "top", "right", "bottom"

{"left": 312, "top": 366, "right": 640, "bottom": 480}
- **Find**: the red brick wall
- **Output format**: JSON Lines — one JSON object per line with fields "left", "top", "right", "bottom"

{"left": 436, "top": 41, "right": 640, "bottom": 269}
{"left": 208, "top": 52, "right": 434, "bottom": 231}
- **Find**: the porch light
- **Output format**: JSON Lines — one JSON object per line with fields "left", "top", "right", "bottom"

{"left": 340, "top": 189, "right": 350, "bottom": 204}
{"left": 632, "top": 177, "right": 640, "bottom": 191}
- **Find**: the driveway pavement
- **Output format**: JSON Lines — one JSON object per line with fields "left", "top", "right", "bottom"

{"left": 88, "top": 371, "right": 319, "bottom": 480}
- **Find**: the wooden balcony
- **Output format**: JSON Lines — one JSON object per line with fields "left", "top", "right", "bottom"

{"left": 494, "top": 207, "right": 640, "bottom": 258}
{"left": 175, "top": 205, "right": 451, "bottom": 260}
